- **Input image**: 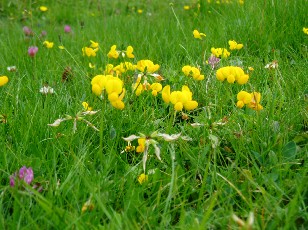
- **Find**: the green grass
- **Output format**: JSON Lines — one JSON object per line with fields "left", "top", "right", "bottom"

{"left": 0, "top": 0, "right": 307, "bottom": 229}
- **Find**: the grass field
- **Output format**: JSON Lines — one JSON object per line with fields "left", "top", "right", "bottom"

{"left": 0, "top": 0, "right": 307, "bottom": 229}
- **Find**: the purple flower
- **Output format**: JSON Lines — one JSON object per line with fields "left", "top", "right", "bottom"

{"left": 40, "top": 30, "right": 47, "bottom": 37}
{"left": 19, "top": 166, "right": 34, "bottom": 184}
{"left": 28, "top": 46, "right": 38, "bottom": 57}
{"left": 208, "top": 55, "right": 220, "bottom": 69}
{"left": 64, "top": 25, "right": 71, "bottom": 33}
{"left": 10, "top": 173, "right": 16, "bottom": 187}
{"left": 23, "top": 26, "right": 33, "bottom": 36}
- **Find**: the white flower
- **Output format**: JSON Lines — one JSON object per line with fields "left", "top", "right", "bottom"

{"left": 40, "top": 86, "right": 54, "bottom": 94}
{"left": 7, "top": 66, "right": 17, "bottom": 72}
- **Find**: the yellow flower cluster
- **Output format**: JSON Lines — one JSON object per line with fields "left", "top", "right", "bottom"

{"left": 136, "top": 59, "right": 160, "bottom": 73}
{"left": 211, "top": 47, "right": 230, "bottom": 58}
{"left": 107, "top": 45, "right": 135, "bottom": 59}
{"left": 82, "top": 40, "right": 99, "bottom": 57}
{"left": 133, "top": 75, "right": 162, "bottom": 96}
{"left": 113, "top": 62, "right": 136, "bottom": 75}
{"left": 91, "top": 75, "right": 125, "bottom": 109}
{"left": 228, "top": 40, "right": 243, "bottom": 50}
{"left": 137, "top": 173, "right": 148, "bottom": 184}
{"left": 193, "top": 30, "right": 206, "bottom": 40}
{"left": 216, "top": 66, "right": 249, "bottom": 84}
{"left": 0, "top": 76, "right": 9, "bottom": 87}
{"left": 182, "top": 65, "right": 205, "bottom": 80}
{"left": 237, "top": 91, "right": 263, "bottom": 111}
{"left": 162, "top": 85, "right": 198, "bottom": 111}
{"left": 303, "top": 27, "right": 308, "bottom": 35}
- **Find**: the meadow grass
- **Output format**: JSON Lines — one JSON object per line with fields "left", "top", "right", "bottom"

{"left": 0, "top": 0, "right": 307, "bottom": 229}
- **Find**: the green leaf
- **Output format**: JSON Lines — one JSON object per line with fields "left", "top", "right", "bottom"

{"left": 282, "top": 141, "right": 297, "bottom": 159}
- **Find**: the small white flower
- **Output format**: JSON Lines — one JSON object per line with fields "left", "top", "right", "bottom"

{"left": 7, "top": 66, "right": 17, "bottom": 72}
{"left": 40, "top": 86, "right": 54, "bottom": 94}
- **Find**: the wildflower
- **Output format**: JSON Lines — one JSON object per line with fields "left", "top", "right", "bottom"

{"left": 228, "top": 40, "right": 243, "bottom": 50}
{"left": 138, "top": 173, "right": 148, "bottom": 184}
{"left": 236, "top": 91, "right": 263, "bottom": 110}
{"left": 48, "top": 110, "right": 99, "bottom": 133}
{"left": 182, "top": 65, "right": 205, "bottom": 80}
{"left": 183, "top": 5, "right": 190, "bottom": 10}
{"left": 0, "top": 76, "right": 9, "bottom": 87}
{"left": 90, "top": 40, "right": 99, "bottom": 48}
{"left": 89, "top": 62, "right": 95, "bottom": 69}
{"left": 150, "top": 83, "right": 162, "bottom": 96}
{"left": 81, "top": 196, "right": 94, "bottom": 213}
{"left": 107, "top": 45, "right": 119, "bottom": 59}
{"left": 23, "top": 26, "right": 33, "bottom": 36}
{"left": 137, "top": 9, "right": 143, "bottom": 14}
{"left": 193, "top": 29, "right": 206, "bottom": 39}
{"left": 58, "top": 46, "right": 65, "bottom": 50}
{"left": 123, "top": 131, "right": 191, "bottom": 171}
{"left": 28, "top": 46, "right": 38, "bottom": 57}
{"left": 136, "top": 60, "right": 160, "bottom": 73}
{"left": 248, "top": 66, "right": 254, "bottom": 71}
{"left": 208, "top": 55, "right": 220, "bottom": 69}
{"left": 40, "top": 85, "right": 54, "bottom": 94}
{"left": 264, "top": 60, "right": 278, "bottom": 69}
{"left": 10, "top": 166, "right": 34, "bottom": 187}
{"left": 113, "top": 62, "right": 136, "bottom": 75}
{"left": 216, "top": 66, "right": 249, "bottom": 84}
{"left": 7, "top": 66, "right": 17, "bottom": 72}
{"left": 169, "top": 85, "right": 198, "bottom": 111}
{"left": 211, "top": 47, "right": 230, "bottom": 58}
{"left": 43, "top": 40, "right": 54, "bottom": 48}
{"left": 64, "top": 25, "right": 72, "bottom": 33}
{"left": 82, "top": 47, "right": 98, "bottom": 57}
{"left": 39, "top": 6, "right": 48, "bottom": 12}
{"left": 161, "top": 85, "right": 171, "bottom": 103}
{"left": 126, "top": 46, "right": 135, "bottom": 58}
{"left": 82, "top": 102, "right": 93, "bottom": 111}
{"left": 303, "top": 27, "right": 308, "bottom": 35}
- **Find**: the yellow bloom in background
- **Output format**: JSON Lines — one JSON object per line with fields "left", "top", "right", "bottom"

{"left": 303, "top": 27, "right": 308, "bottom": 35}
{"left": 228, "top": 40, "right": 243, "bottom": 50}
{"left": 137, "top": 9, "right": 143, "bottom": 14}
{"left": 137, "top": 60, "right": 160, "bottom": 73}
{"left": 39, "top": 6, "right": 48, "bottom": 12}
{"left": 89, "top": 62, "right": 95, "bottom": 69}
{"left": 138, "top": 173, "right": 148, "bottom": 184}
{"left": 114, "top": 62, "right": 136, "bottom": 75}
{"left": 136, "top": 138, "right": 146, "bottom": 152}
{"left": 126, "top": 46, "right": 135, "bottom": 59}
{"left": 0, "top": 76, "right": 9, "bottom": 87}
{"left": 107, "top": 45, "right": 119, "bottom": 59}
{"left": 90, "top": 40, "right": 99, "bottom": 48}
{"left": 58, "top": 46, "right": 65, "bottom": 50}
{"left": 43, "top": 41, "right": 54, "bottom": 48}
{"left": 82, "top": 102, "right": 93, "bottom": 111}
{"left": 183, "top": 5, "right": 190, "bottom": 10}
{"left": 82, "top": 47, "right": 98, "bottom": 57}
{"left": 193, "top": 29, "right": 206, "bottom": 39}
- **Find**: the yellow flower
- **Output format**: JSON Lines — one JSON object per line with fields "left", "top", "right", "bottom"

{"left": 126, "top": 46, "right": 135, "bottom": 59}
{"left": 236, "top": 91, "right": 263, "bottom": 110}
{"left": 303, "top": 27, "right": 308, "bottom": 35}
{"left": 39, "top": 6, "right": 48, "bottom": 12}
{"left": 43, "top": 41, "right": 54, "bottom": 48}
{"left": 162, "top": 85, "right": 171, "bottom": 103}
{"left": 183, "top": 5, "right": 190, "bottom": 10}
{"left": 107, "top": 45, "right": 119, "bottom": 59}
{"left": 169, "top": 86, "right": 198, "bottom": 111}
{"left": 182, "top": 65, "right": 204, "bottom": 80}
{"left": 89, "top": 62, "right": 95, "bottom": 69}
{"left": 228, "top": 40, "right": 243, "bottom": 50}
{"left": 248, "top": 92, "right": 263, "bottom": 110}
{"left": 137, "top": 60, "right": 160, "bottom": 73}
{"left": 82, "top": 102, "right": 93, "bottom": 111}
{"left": 150, "top": 83, "right": 162, "bottom": 96}
{"left": 82, "top": 47, "right": 98, "bottom": 57}
{"left": 90, "top": 40, "right": 99, "bottom": 48}
{"left": 138, "top": 173, "right": 148, "bottom": 184}
{"left": 216, "top": 66, "right": 249, "bottom": 84}
{"left": 193, "top": 29, "right": 206, "bottom": 39}
{"left": 137, "top": 9, "right": 143, "bottom": 14}
{"left": 211, "top": 47, "right": 230, "bottom": 58}
{"left": 0, "top": 76, "right": 9, "bottom": 87}
{"left": 58, "top": 46, "right": 65, "bottom": 50}
{"left": 136, "top": 138, "right": 146, "bottom": 152}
